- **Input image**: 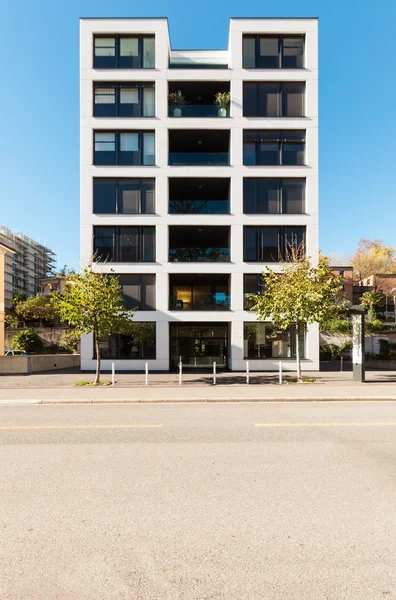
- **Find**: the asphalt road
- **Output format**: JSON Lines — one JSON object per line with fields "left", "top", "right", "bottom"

{"left": 1, "top": 402, "right": 396, "bottom": 599}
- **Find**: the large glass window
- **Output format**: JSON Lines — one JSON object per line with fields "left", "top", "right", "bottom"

{"left": 244, "top": 274, "right": 264, "bottom": 309}
{"left": 243, "top": 179, "right": 305, "bottom": 214}
{"left": 94, "top": 131, "right": 155, "bottom": 165}
{"left": 94, "top": 34, "right": 155, "bottom": 69}
{"left": 243, "top": 323, "right": 305, "bottom": 358}
{"left": 119, "top": 274, "right": 155, "bottom": 310}
{"left": 93, "top": 226, "right": 155, "bottom": 263}
{"left": 242, "top": 34, "right": 304, "bottom": 69}
{"left": 94, "top": 83, "right": 155, "bottom": 117}
{"left": 243, "top": 226, "right": 306, "bottom": 262}
{"left": 97, "top": 325, "right": 156, "bottom": 359}
{"left": 243, "top": 82, "right": 304, "bottom": 117}
{"left": 243, "top": 130, "right": 305, "bottom": 166}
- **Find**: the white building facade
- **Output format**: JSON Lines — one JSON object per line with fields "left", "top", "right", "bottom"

{"left": 80, "top": 17, "right": 319, "bottom": 371}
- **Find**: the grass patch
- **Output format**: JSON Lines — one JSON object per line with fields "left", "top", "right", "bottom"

{"left": 75, "top": 381, "right": 112, "bottom": 387}
{"left": 284, "top": 377, "right": 319, "bottom": 384}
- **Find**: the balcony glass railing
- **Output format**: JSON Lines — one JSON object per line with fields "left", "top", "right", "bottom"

{"left": 169, "top": 295, "right": 231, "bottom": 311}
{"left": 169, "top": 200, "right": 230, "bottom": 214}
{"left": 169, "top": 57, "right": 228, "bottom": 69}
{"left": 169, "top": 248, "right": 230, "bottom": 262}
{"left": 168, "top": 105, "right": 230, "bottom": 118}
{"left": 169, "top": 153, "right": 230, "bottom": 166}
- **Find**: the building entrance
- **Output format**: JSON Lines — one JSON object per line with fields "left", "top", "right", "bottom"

{"left": 170, "top": 323, "right": 229, "bottom": 369}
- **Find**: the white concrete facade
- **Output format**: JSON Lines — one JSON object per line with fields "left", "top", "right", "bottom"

{"left": 80, "top": 17, "right": 319, "bottom": 371}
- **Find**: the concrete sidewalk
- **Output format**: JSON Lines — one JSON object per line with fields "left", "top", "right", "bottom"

{"left": 0, "top": 369, "right": 396, "bottom": 403}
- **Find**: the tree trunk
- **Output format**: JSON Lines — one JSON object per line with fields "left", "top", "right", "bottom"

{"left": 295, "top": 322, "right": 302, "bottom": 383}
{"left": 95, "top": 335, "right": 101, "bottom": 384}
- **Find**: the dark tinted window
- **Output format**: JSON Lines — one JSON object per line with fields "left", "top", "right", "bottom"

{"left": 243, "top": 179, "right": 305, "bottom": 214}
{"left": 244, "top": 226, "right": 306, "bottom": 262}
{"left": 243, "top": 130, "right": 305, "bottom": 166}
{"left": 243, "top": 82, "right": 304, "bottom": 117}
{"left": 94, "top": 83, "right": 155, "bottom": 118}
{"left": 242, "top": 34, "right": 304, "bottom": 69}
{"left": 94, "top": 35, "right": 155, "bottom": 69}
{"left": 93, "top": 179, "right": 155, "bottom": 214}
{"left": 119, "top": 274, "right": 156, "bottom": 310}
{"left": 93, "top": 226, "right": 156, "bottom": 262}
{"left": 97, "top": 326, "right": 156, "bottom": 359}
{"left": 94, "top": 131, "right": 155, "bottom": 165}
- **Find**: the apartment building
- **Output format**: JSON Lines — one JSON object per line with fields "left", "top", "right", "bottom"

{"left": 80, "top": 17, "right": 319, "bottom": 371}
{"left": 0, "top": 227, "right": 56, "bottom": 309}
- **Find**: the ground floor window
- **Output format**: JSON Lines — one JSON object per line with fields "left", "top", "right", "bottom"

{"left": 244, "top": 322, "right": 305, "bottom": 359}
{"left": 170, "top": 323, "right": 229, "bottom": 369}
{"left": 96, "top": 324, "right": 156, "bottom": 359}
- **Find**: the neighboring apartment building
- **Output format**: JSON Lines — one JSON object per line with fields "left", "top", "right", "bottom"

{"left": 40, "top": 275, "right": 68, "bottom": 296}
{"left": 359, "top": 274, "right": 396, "bottom": 317}
{"left": 80, "top": 17, "right": 319, "bottom": 371}
{"left": 0, "top": 227, "right": 56, "bottom": 309}
{"left": 330, "top": 266, "right": 354, "bottom": 303}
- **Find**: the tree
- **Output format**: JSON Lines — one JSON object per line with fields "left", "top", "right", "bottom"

{"left": 249, "top": 249, "right": 344, "bottom": 382}
{"left": 12, "top": 292, "right": 27, "bottom": 307}
{"left": 360, "top": 290, "right": 384, "bottom": 322}
{"left": 352, "top": 239, "right": 396, "bottom": 280}
{"left": 11, "top": 329, "right": 43, "bottom": 353}
{"left": 52, "top": 266, "right": 138, "bottom": 384}
{"left": 56, "top": 265, "right": 76, "bottom": 276}
{"left": 15, "top": 295, "right": 58, "bottom": 323}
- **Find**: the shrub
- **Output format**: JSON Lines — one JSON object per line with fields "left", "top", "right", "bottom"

{"left": 321, "top": 319, "right": 352, "bottom": 333}
{"left": 59, "top": 330, "right": 80, "bottom": 353}
{"left": 11, "top": 329, "right": 43, "bottom": 353}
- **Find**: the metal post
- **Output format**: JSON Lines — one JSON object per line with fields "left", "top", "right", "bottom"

{"left": 111, "top": 362, "right": 115, "bottom": 386}
{"left": 145, "top": 362, "right": 148, "bottom": 385}
{"left": 179, "top": 359, "right": 182, "bottom": 385}
{"left": 213, "top": 361, "right": 216, "bottom": 385}
{"left": 246, "top": 361, "right": 249, "bottom": 384}
{"left": 279, "top": 361, "right": 283, "bottom": 385}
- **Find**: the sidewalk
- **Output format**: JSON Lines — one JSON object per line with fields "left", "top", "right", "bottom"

{"left": 0, "top": 369, "right": 396, "bottom": 403}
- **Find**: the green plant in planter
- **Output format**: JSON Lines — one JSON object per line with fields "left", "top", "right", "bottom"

{"left": 168, "top": 91, "right": 188, "bottom": 115}
{"left": 214, "top": 92, "right": 230, "bottom": 116}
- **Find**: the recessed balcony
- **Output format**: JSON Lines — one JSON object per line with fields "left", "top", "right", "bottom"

{"left": 169, "top": 274, "right": 230, "bottom": 311}
{"left": 169, "top": 178, "right": 230, "bottom": 214}
{"left": 169, "top": 130, "right": 230, "bottom": 166}
{"left": 168, "top": 82, "right": 230, "bottom": 118}
{"left": 169, "top": 226, "right": 230, "bottom": 262}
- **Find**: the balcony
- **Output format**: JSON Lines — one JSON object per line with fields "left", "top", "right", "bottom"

{"left": 169, "top": 274, "right": 230, "bottom": 311}
{"left": 169, "top": 130, "right": 230, "bottom": 166}
{"left": 168, "top": 81, "right": 230, "bottom": 118}
{"left": 169, "top": 178, "right": 230, "bottom": 214}
{"left": 169, "top": 51, "right": 228, "bottom": 70}
{"left": 169, "top": 226, "right": 230, "bottom": 262}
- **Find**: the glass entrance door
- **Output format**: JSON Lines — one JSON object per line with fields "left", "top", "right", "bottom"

{"left": 170, "top": 323, "right": 229, "bottom": 369}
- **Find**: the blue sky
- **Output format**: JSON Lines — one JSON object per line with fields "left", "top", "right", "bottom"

{"left": 1, "top": 0, "right": 395, "bottom": 270}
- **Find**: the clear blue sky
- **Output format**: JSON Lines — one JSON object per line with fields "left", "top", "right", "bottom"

{"left": 1, "top": 0, "right": 395, "bottom": 270}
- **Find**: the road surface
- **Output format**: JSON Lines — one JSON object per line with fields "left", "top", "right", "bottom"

{"left": 1, "top": 401, "right": 396, "bottom": 599}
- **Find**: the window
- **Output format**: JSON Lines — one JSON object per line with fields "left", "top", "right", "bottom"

{"left": 242, "top": 34, "right": 304, "bottom": 69}
{"left": 243, "top": 179, "right": 305, "bottom": 214}
{"left": 243, "top": 323, "right": 305, "bottom": 358}
{"left": 243, "top": 226, "right": 306, "bottom": 262}
{"left": 119, "top": 274, "right": 155, "bottom": 310}
{"left": 243, "top": 130, "right": 305, "bottom": 166}
{"left": 244, "top": 274, "right": 264, "bottom": 309}
{"left": 97, "top": 325, "right": 156, "bottom": 359}
{"left": 94, "top": 35, "right": 155, "bottom": 69}
{"left": 339, "top": 270, "right": 345, "bottom": 277}
{"left": 94, "top": 83, "right": 155, "bottom": 117}
{"left": 243, "top": 82, "right": 304, "bottom": 117}
{"left": 93, "top": 179, "right": 155, "bottom": 214}
{"left": 93, "top": 226, "right": 155, "bottom": 262}
{"left": 94, "top": 131, "right": 155, "bottom": 165}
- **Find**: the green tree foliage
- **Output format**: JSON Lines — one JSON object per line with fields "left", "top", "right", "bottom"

{"left": 56, "top": 265, "right": 76, "bottom": 276}
{"left": 52, "top": 266, "right": 137, "bottom": 383}
{"left": 12, "top": 292, "right": 27, "bottom": 307}
{"left": 249, "top": 251, "right": 344, "bottom": 382}
{"left": 11, "top": 329, "right": 43, "bottom": 353}
{"left": 15, "top": 295, "right": 58, "bottom": 323}
{"left": 360, "top": 290, "right": 384, "bottom": 322}
{"left": 352, "top": 239, "right": 396, "bottom": 279}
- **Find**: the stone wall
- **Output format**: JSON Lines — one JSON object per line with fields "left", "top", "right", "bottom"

{"left": 0, "top": 354, "right": 80, "bottom": 374}
{"left": 5, "top": 327, "right": 76, "bottom": 350}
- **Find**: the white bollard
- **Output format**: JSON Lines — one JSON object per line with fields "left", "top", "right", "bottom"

{"left": 213, "top": 361, "right": 216, "bottom": 385}
{"left": 246, "top": 361, "right": 250, "bottom": 384}
{"left": 111, "top": 362, "right": 115, "bottom": 386}
{"left": 340, "top": 356, "right": 343, "bottom": 372}
{"left": 279, "top": 361, "right": 283, "bottom": 385}
{"left": 145, "top": 362, "right": 148, "bottom": 385}
{"left": 179, "top": 359, "right": 182, "bottom": 385}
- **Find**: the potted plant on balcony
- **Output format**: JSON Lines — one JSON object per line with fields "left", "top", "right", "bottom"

{"left": 214, "top": 91, "right": 230, "bottom": 117}
{"left": 168, "top": 91, "right": 187, "bottom": 117}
